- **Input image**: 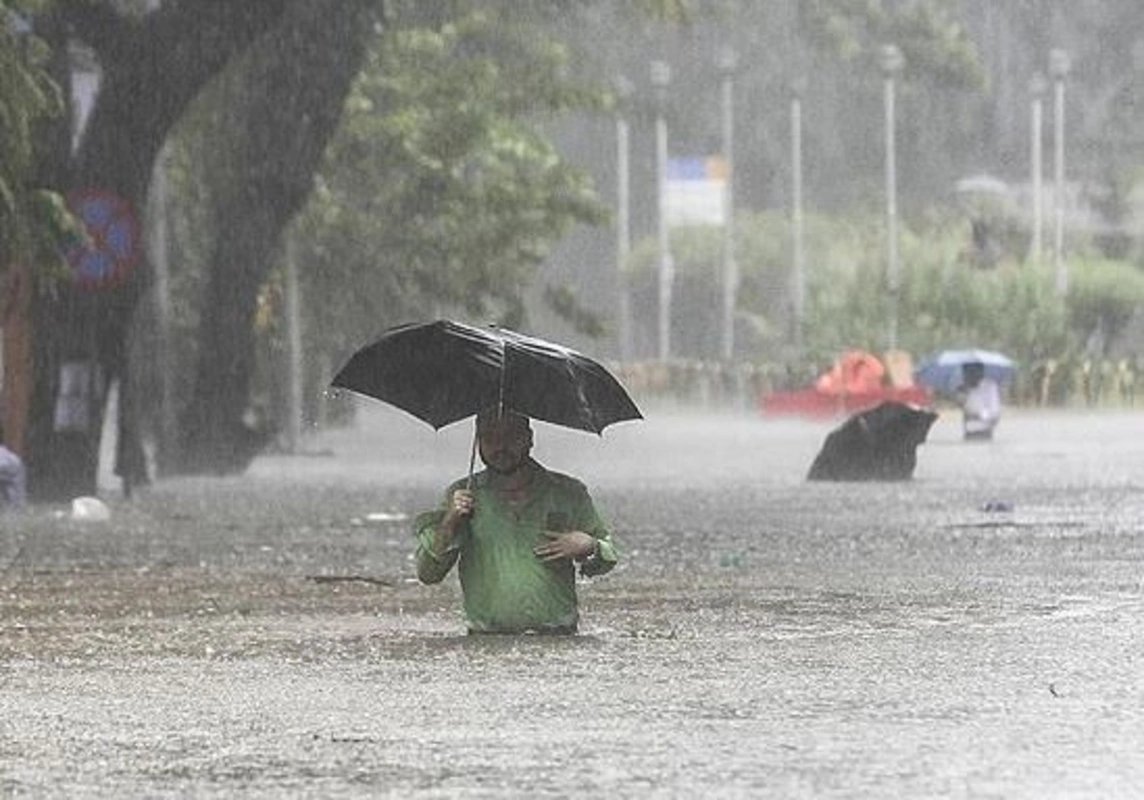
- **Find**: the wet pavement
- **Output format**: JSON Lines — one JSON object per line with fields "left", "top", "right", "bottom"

{"left": 2, "top": 404, "right": 1143, "bottom": 797}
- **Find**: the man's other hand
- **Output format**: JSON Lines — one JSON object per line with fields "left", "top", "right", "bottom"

{"left": 535, "top": 531, "right": 597, "bottom": 562}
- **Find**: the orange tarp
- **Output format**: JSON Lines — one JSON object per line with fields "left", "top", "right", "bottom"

{"left": 814, "top": 350, "right": 886, "bottom": 396}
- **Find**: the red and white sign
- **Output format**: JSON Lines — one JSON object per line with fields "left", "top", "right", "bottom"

{"left": 65, "top": 188, "right": 141, "bottom": 290}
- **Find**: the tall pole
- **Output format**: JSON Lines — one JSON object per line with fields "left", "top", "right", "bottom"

{"left": 651, "top": 60, "right": 673, "bottom": 362}
{"left": 790, "top": 76, "right": 807, "bottom": 354}
{"left": 284, "top": 233, "right": 304, "bottom": 454}
{"left": 881, "top": 44, "right": 904, "bottom": 351}
{"left": 150, "top": 145, "right": 176, "bottom": 474}
{"left": 717, "top": 47, "right": 737, "bottom": 361}
{"left": 614, "top": 76, "right": 633, "bottom": 362}
{"left": 1050, "top": 49, "right": 1070, "bottom": 296}
{"left": 1029, "top": 72, "right": 1046, "bottom": 267}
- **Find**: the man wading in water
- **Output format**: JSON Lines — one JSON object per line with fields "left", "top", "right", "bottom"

{"left": 414, "top": 408, "right": 617, "bottom": 634}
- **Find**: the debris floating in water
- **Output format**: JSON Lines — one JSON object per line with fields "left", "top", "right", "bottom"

{"left": 69, "top": 496, "right": 111, "bottom": 522}
{"left": 305, "top": 575, "right": 393, "bottom": 587}
{"left": 366, "top": 511, "right": 409, "bottom": 522}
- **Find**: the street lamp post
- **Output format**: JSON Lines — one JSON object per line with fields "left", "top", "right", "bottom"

{"left": 1049, "top": 48, "right": 1070, "bottom": 296}
{"left": 880, "top": 44, "right": 904, "bottom": 351}
{"left": 284, "top": 232, "right": 304, "bottom": 455}
{"left": 614, "top": 76, "right": 633, "bottom": 362}
{"left": 1029, "top": 72, "right": 1047, "bottom": 267}
{"left": 149, "top": 146, "right": 177, "bottom": 472}
{"left": 717, "top": 47, "right": 737, "bottom": 361}
{"left": 651, "top": 60, "right": 673, "bottom": 362}
{"left": 790, "top": 75, "right": 807, "bottom": 354}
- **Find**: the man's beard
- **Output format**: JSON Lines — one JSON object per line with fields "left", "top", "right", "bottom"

{"left": 484, "top": 451, "right": 526, "bottom": 475}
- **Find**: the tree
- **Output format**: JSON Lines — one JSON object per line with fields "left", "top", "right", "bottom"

{"left": 24, "top": 0, "right": 292, "bottom": 500}
{"left": 1065, "top": 259, "right": 1144, "bottom": 355}
{"left": 167, "top": 0, "right": 378, "bottom": 474}
{"left": 294, "top": 11, "right": 607, "bottom": 370}
{"left": 154, "top": 4, "right": 610, "bottom": 462}
{"left": 0, "top": 0, "right": 69, "bottom": 279}
{"left": 625, "top": 211, "right": 1079, "bottom": 375}
{"left": 1, "top": 0, "right": 76, "bottom": 459}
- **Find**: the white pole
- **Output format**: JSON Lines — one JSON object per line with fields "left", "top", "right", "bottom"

{"left": 718, "top": 48, "right": 737, "bottom": 361}
{"left": 791, "top": 80, "right": 806, "bottom": 353}
{"left": 881, "top": 45, "right": 903, "bottom": 351}
{"left": 652, "top": 60, "right": 673, "bottom": 362}
{"left": 1050, "top": 49, "right": 1070, "bottom": 296}
{"left": 150, "top": 146, "right": 176, "bottom": 473}
{"left": 284, "top": 234, "right": 304, "bottom": 454}
{"left": 615, "top": 77, "right": 633, "bottom": 362}
{"left": 1029, "top": 73, "right": 1046, "bottom": 267}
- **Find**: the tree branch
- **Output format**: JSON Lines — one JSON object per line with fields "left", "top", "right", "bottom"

{"left": 55, "top": 0, "right": 131, "bottom": 58}
{"left": 139, "top": 0, "right": 293, "bottom": 122}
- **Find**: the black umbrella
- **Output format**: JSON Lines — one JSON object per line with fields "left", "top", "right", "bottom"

{"left": 331, "top": 319, "right": 643, "bottom": 436}
{"left": 807, "top": 401, "right": 938, "bottom": 482}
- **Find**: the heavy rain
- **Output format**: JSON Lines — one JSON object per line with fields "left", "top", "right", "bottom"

{"left": 2, "top": 1, "right": 1144, "bottom": 797}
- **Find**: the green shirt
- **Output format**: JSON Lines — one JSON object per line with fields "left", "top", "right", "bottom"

{"left": 414, "top": 466, "right": 616, "bottom": 633}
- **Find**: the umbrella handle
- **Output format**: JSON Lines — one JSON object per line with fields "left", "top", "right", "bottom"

{"left": 467, "top": 424, "right": 478, "bottom": 490}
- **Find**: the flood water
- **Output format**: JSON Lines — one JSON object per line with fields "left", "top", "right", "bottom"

{"left": 2, "top": 404, "right": 1143, "bottom": 797}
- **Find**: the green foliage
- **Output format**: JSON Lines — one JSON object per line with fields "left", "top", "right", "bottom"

{"left": 622, "top": 211, "right": 1144, "bottom": 375}
{"left": 799, "top": 0, "right": 985, "bottom": 90}
{"left": 812, "top": 221, "right": 1074, "bottom": 365}
{"left": 296, "top": 10, "right": 608, "bottom": 359}
{"left": 0, "top": 2, "right": 73, "bottom": 282}
{"left": 1065, "top": 258, "right": 1144, "bottom": 353}
{"left": 543, "top": 284, "right": 606, "bottom": 338}
{"left": 625, "top": 212, "right": 811, "bottom": 359}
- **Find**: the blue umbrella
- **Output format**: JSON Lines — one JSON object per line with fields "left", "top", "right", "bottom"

{"left": 914, "top": 349, "right": 1016, "bottom": 394}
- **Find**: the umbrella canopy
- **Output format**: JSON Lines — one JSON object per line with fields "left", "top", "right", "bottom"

{"left": 807, "top": 400, "right": 938, "bottom": 482}
{"left": 954, "top": 174, "right": 1009, "bottom": 197}
{"left": 331, "top": 319, "right": 643, "bottom": 434}
{"left": 914, "top": 349, "right": 1016, "bottom": 394}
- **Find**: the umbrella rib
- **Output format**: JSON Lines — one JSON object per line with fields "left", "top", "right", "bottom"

{"left": 497, "top": 342, "right": 507, "bottom": 418}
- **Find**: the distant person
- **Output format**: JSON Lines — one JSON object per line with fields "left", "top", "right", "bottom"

{"left": 807, "top": 401, "right": 938, "bottom": 481}
{"left": 0, "top": 422, "right": 27, "bottom": 511}
{"left": 958, "top": 361, "right": 1001, "bottom": 440}
{"left": 413, "top": 408, "right": 616, "bottom": 635}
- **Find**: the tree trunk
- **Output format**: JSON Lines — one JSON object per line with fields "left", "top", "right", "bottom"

{"left": 174, "top": 0, "right": 376, "bottom": 474}
{"left": 26, "top": 0, "right": 290, "bottom": 501}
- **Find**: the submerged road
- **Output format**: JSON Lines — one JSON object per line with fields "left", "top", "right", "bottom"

{"left": 2, "top": 404, "right": 1143, "bottom": 797}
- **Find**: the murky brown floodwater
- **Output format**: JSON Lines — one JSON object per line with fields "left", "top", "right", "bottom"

{"left": 2, "top": 404, "right": 1143, "bottom": 797}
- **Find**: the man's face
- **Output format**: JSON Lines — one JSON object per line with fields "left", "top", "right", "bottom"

{"left": 477, "top": 415, "right": 532, "bottom": 474}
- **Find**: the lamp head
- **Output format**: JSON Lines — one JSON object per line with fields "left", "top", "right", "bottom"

{"left": 880, "top": 44, "right": 904, "bottom": 76}
{"left": 1049, "top": 49, "right": 1071, "bottom": 80}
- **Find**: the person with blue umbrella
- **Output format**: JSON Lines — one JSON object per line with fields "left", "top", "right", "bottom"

{"left": 958, "top": 361, "right": 1002, "bottom": 440}
{"left": 915, "top": 349, "right": 1014, "bottom": 441}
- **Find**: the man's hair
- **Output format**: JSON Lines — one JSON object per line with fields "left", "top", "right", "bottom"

{"left": 476, "top": 407, "right": 531, "bottom": 433}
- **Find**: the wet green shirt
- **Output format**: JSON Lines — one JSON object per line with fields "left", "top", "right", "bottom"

{"left": 414, "top": 467, "right": 616, "bottom": 633}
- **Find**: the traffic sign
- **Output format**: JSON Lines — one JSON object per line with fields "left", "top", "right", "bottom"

{"left": 65, "top": 188, "right": 141, "bottom": 290}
